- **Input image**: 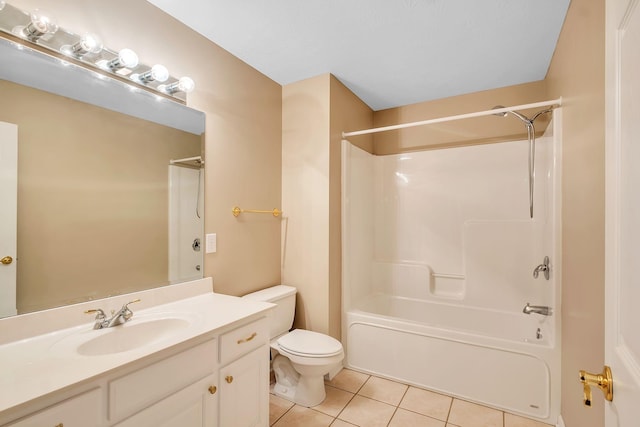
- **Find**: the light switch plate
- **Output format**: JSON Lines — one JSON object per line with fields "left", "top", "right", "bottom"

{"left": 206, "top": 233, "right": 217, "bottom": 254}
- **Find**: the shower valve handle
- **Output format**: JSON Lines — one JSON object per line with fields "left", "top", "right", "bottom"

{"left": 533, "top": 256, "right": 550, "bottom": 280}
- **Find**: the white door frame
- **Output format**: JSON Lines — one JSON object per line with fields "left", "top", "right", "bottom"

{"left": 0, "top": 121, "right": 18, "bottom": 318}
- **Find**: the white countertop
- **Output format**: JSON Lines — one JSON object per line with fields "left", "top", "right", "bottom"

{"left": 0, "top": 279, "right": 273, "bottom": 415}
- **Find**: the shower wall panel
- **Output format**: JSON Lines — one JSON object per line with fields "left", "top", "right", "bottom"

{"left": 344, "top": 130, "right": 556, "bottom": 313}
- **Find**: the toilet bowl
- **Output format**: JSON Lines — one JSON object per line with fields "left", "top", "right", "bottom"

{"left": 243, "top": 285, "right": 344, "bottom": 407}
{"left": 271, "top": 329, "right": 344, "bottom": 406}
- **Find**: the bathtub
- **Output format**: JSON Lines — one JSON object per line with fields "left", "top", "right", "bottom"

{"left": 344, "top": 293, "right": 560, "bottom": 424}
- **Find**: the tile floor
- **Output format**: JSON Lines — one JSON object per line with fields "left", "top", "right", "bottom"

{"left": 269, "top": 369, "right": 553, "bottom": 427}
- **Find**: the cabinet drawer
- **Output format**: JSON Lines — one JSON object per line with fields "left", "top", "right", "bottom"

{"left": 109, "top": 338, "right": 217, "bottom": 422}
{"left": 7, "top": 388, "right": 101, "bottom": 427}
{"left": 220, "top": 318, "right": 268, "bottom": 365}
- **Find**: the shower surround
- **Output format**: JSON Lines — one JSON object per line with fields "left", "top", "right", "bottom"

{"left": 341, "top": 113, "right": 561, "bottom": 424}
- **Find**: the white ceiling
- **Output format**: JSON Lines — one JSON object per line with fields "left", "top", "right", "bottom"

{"left": 146, "top": 0, "right": 570, "bottom": 111}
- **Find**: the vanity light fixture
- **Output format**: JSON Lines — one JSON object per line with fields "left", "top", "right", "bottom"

{"left": 159, "top": 76, "right": 195, "bottom": 94}
{"left": 62, "top": 32, "right": 102, "bottom": 57}
{"left": 102, "top": 48, "right": 139, "bottom": 71}
{"left": 19, "top": 9, "right": 57, "bottom": 41}
{"left": 0, "top": 2, "right": 195, "bottom": 102}
{"left": 133, "top": 64, "right": 169, "bottom": 83}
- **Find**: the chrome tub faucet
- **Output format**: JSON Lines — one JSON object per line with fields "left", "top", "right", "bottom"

{"left": 522, "top": 303, "right": 552, "bottom": 316}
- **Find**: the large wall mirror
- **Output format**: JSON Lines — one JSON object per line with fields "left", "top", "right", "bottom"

{"left": 0, "top": 37, "right": 206, "bottom": 317}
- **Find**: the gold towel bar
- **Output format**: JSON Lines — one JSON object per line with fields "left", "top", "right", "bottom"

{"left": 232, "top": 206, "right": 282, "bottom": 217}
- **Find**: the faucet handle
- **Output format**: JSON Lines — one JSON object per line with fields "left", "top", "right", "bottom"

{"left": 123, "top": 299, "right": 141, "bottom": 309}
{"left": 85, "top": 308, "right": 106, "bottom": 318}
{"left": 121, "top": 299, "right": 141, "bottom": 321}
{"left": 85, "top": 308, "right": 107, "bottom": 329}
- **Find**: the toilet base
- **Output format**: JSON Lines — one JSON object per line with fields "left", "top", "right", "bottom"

{"left": 272, "top": 355, "right": 328, "bottom": 407}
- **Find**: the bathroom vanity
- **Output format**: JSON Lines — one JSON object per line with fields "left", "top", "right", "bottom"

{"left": 0, "top": 278, "right": 273, "bottom": 427}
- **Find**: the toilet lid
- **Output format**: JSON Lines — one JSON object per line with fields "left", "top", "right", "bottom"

{"left": 277, "top": 329, "right": 343, "bottom": 357}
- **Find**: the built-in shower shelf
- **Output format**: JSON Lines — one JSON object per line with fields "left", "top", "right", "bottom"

{"left": 430, "top": 273, "right": 466, "bottom": 299}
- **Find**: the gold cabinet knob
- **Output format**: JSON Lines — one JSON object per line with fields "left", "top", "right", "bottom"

{"left": 579, "top": 365, "right": 613, "bottom": 406}
{"left": 208, "top": 385, "right": 217, "bottom": 395}
{"left": 1, "top": 256, "right": 13, "bottom": 265}
{"left": 55, "top": 424, "right": 63, "bottom": 427}
{"left": 225, "top": 375, "right": 233, "bottom": 384}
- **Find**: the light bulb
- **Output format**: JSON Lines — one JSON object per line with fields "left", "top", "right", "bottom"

{"left": 160, "top": 76, "right": 195, "bottom": 94}
{"left": 23, "top": 9, "right": 58, "bottom": 41}
{"left": 71, "top": 33, "right": 103, "bottom": 56}
{"left": 105, "top": 48, "right": 139, "bottom": 70}
{"left": 137, "top": 64, "right": 169, "bottom": 83}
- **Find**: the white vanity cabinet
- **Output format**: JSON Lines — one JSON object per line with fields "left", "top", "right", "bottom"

{"left": 5, "top": 388, "right": 102, "bottom": 427}
{"left": 0, "top": 288, "right": 273, "bottom": 427}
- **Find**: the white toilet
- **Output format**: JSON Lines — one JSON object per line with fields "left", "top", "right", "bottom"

{"left": 243, "top": 285, "right": 344, "bottom": 407}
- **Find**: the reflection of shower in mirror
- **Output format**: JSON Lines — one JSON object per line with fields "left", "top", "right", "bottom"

{"left": 168, "top": 157, "right": 204, "bottom": 283}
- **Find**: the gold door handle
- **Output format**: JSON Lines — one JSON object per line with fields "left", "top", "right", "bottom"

{"left": 1, "top": 256, "right": 13, "bottom": 265}
{"left": 208, "top": 385, "right": 217, "bottom": 395}
{"left": 225, "top": 375, "right": 233, "bottom": 383}
{"left": 237, "top": 332, "right": 257, "bottom": 344}
{"left": 54, "top": 424, "right": 63, "bottom": 427}
{"left": 579, "top": 365, "right": 613, "bottom": 406}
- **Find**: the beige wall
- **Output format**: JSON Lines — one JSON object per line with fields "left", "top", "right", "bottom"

{"left": 1, "top": 80, "right": 200, "bottom": 313}
{"left": 546, "top": 1, "right": 606, "bottom": 426}
{"left": 282, "top": 74, "right": 372, "bottom": 338}
{"left": 282, "top": 75, "right": 331, "bottom": 333}
{"left": 8, "top": 0, "right": 283, "bottom": 299}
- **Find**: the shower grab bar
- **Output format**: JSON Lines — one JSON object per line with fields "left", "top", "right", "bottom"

{"left": 232, "top": 206, "right": 282, "bottom": 217}
{"left": 342, "top": 98, "right": 562, "bottom": 138}
{"left": 431, "top": 273, "right": 465, "bottom": 280}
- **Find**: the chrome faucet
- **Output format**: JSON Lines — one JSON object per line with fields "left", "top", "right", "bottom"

{"left": 533, "top": 256, "right": 550, "bottom": 280}
{"left": 85, "top": 299, "right": 140, "bottom": 329}
{"left": 522, "top": 303, "right": 552, "bottom": 316}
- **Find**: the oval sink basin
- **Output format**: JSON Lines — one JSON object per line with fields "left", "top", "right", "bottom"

{"left": 76, "top": 317, "right": 191, "bottom": 356}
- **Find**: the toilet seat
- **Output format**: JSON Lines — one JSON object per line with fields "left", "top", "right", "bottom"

{"left": 277, "top": 329, "right": 343, "bottom": 358}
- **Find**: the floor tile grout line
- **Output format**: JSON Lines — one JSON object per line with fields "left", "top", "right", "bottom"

{"left": 383, "top": 383, "right": 410, "bottom": 427}
{"left": 331, "top": 384, "right": 359, "bottom": 422}
{"left": 445, "top": 396, "right": 454, "bottom": 423}
{"left": 269, "top": 400, "right": 295, "bottom": 427}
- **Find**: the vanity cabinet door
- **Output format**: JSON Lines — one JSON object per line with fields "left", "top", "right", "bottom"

{"left": 113, "top": 373, "right": 218, "bottom": 427}
{"left": 6, "top": 388, "right": 101, "bottom": 427}
{"left": 219, "top": 345, "right": 269, "bottom": 427}
{"left": 108, "top": 338, "right": 217, "bottom": 422}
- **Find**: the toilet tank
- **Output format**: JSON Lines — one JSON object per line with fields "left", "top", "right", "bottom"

{"left": 243, "top": 285, "right": 297, "bottom": 339}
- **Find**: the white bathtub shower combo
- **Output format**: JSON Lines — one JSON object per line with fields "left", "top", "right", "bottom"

{"left": 341, "top": 105, "right": 562, "bottom": 424}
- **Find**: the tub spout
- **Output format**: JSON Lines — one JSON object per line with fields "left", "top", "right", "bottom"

{"left": 522, "top": 303, "right": 552, "bottom": 316}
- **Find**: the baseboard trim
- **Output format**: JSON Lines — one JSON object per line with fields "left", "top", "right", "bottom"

{"left": 557, "top": 414, "right": 566, "bottom": 427}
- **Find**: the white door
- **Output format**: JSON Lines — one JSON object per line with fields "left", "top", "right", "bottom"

{"left": 0, "top": 121, "right": 17, "bottom": 318}
{"left": 605, "top": 0, "right": 640, "bottom": 424}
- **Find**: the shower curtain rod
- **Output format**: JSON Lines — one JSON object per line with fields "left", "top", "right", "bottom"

{"left": 342, "top": 98, "right": 562, "bottom": 138}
